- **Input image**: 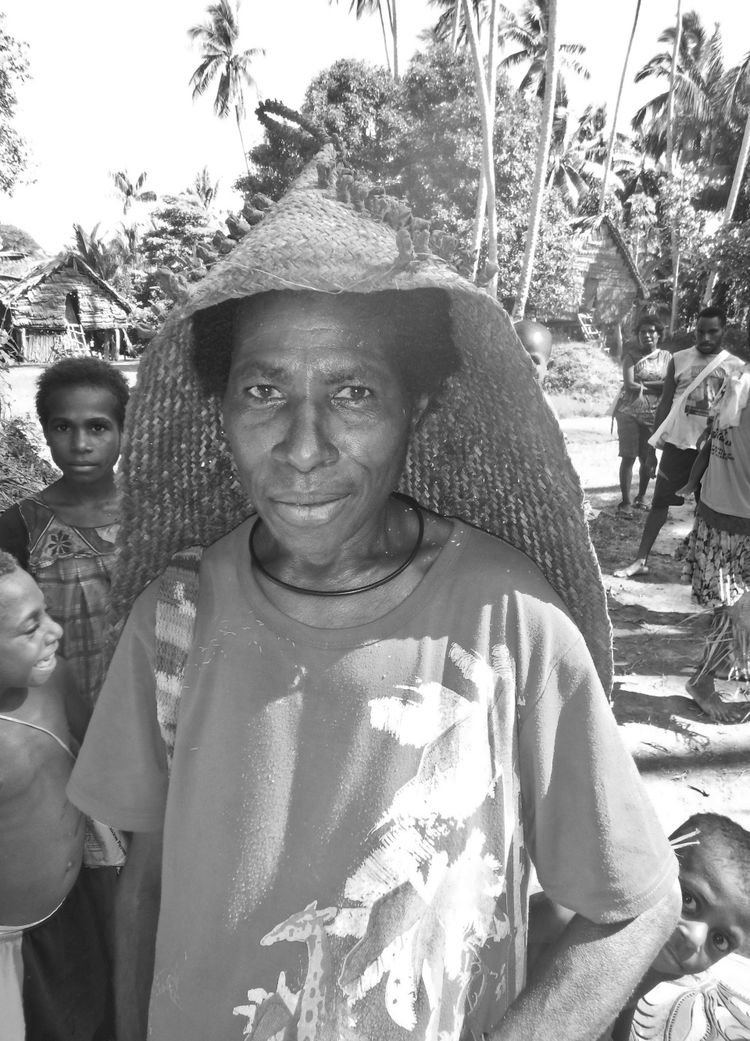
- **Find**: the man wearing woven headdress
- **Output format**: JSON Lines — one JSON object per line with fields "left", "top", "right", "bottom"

{"left": 68, "top": 149, "right": 679, "bottom": 1041}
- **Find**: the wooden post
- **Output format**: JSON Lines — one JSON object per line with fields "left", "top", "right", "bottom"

{"left": 19, "top": 329, "right": 27, "bottom": 359}
{"left": 113, "top": 328, "right": 121, "bottom": 362}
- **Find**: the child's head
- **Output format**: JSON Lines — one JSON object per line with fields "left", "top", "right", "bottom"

{"left": 35, "top": 357, "right": 129, "bottom": 483}
{"left": 651, "top": 813, "right": 750, "bottom": 978}
{"left": 514, "top": 320, "right": 553, "bottom": 384}
{"left": 0, "top": 551, "right": 63, "bottom": 691}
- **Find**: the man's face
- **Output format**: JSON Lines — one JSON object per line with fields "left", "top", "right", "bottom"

{"left": 0, "top": 569, "right": 62, "bottom": 690}
{"left": 695, "top": 317, "right": 725, "bottom": 356}
{"left": 222, "top": 301, "right": 425, "bottom": 566}
{"left": 651, "top": 847, "right": 750, "bottom": 977}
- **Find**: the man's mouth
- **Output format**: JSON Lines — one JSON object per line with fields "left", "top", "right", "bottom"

{"left": 270, "top": 494, "right": 349, "bottom": 524}
{"left": 34, "top": 649, "right": 58, "bottom": 671}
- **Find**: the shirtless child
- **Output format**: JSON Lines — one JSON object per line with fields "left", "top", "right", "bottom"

{"left": 0, "top": 550, "right": 111, "bottom": 1041}
{"left": 529, "top": 812, "right": 750, "bottom": 1040}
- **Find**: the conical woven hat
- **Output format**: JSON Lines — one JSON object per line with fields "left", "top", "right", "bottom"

{"left": 116, "top": 145, "right": 612, "bottom": 691}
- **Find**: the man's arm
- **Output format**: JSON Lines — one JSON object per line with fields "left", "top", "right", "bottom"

{"left": 490, "top": 881, "right": 681, "bottom": 1041}
{"left": 115, "top": 829, "right": 163, "bottom": 1041}
{"left": 650, "top": 358, "right": 676, "bottom": 433}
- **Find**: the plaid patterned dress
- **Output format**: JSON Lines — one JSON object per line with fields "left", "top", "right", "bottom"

{"left": 16, "top": 499, "right": 118, "bottom": 706}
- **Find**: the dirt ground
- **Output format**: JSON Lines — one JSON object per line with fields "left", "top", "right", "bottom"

{"left": 563, "top": 415, "right": 750, "bottom": 990}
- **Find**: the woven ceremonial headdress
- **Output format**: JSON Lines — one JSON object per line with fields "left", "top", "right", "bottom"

{"left": 115, "top": 145, "right": 613, "bottom": 691}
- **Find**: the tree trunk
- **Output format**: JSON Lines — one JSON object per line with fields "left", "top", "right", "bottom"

{"left": 600, "top": 0, "right": 642, "bottom": 215}
{"left": 670, "top": 244, "right": 681, "bottom": 335}
{"left": 463, "top": 0, "right": 498, "bottom": 298}
{"left": 666, "top": 0, "right": 683, "bottom": 178}
{"left": 450, "top": 0, "right": 461, "bottom": 51}
{"left": 377, "top": 1, "right": 392, "bottom": 75}
{"left": 470, "top": 172, "right": 488, "bottom": 281}
{"left": 667, "top": 0, "right": 683, "bottom": 335}
{"left": 388, "top": 0, "right": 399, "bottom": 81}
{"left": 236, "top": 107, "right": 251, "bottom": 175}
{"left": 702, "top": 111, "right": 750, "bottom": 304}
{"left": 513, "top": 0, "right": 559, "bottom": 319}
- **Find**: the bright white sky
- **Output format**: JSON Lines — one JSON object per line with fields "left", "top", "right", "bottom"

{"left": 2, "top": 0, "right": 749, "bottom": 252}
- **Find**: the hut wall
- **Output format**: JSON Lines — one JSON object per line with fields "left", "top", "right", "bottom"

{"left": 570, "top": 224, "right": 640, "bottom": 321}
{"left": 10, "top": 263, "right": 129, "bottom": 330}
{"left": 21, "top": 332, "right": 62, "bottom": 364}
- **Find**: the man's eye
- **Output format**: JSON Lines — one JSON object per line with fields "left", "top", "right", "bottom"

{"left": 245, "top": 385, "right": 281, "bottom": 401}
{"left": 711, "top": 931, "right": 731, "bottom": 953}
{"left": 334, "top": 386, "right": 372, "bottom": 403}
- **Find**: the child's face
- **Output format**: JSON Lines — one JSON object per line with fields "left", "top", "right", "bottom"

{"left": 44, "top": 385, "right": 122, "bottom": 484}
{"left": 0, "top": 569, "right": 63, "bottom": 690}
{"left": 651, "top": 848, "right": 750, "bottom": 977}
{"left": 526, "top": 350, "right": 549, "bottom": 385}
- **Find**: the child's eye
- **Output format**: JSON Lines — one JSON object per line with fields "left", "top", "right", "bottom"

{"left": 333, "top": 386, "right": 372, "bottom": 403}
{"left": 681, "top": 888, "right": 698, "bottom": 913}
{"left": 711, "top": 931, "right": 731, "bottom": 953}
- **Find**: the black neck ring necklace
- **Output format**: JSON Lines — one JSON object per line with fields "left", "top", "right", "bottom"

{"left": 248, "top": 492, "right": 424, "bottom": 597}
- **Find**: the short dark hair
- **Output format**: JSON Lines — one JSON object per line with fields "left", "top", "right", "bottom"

{"left": 635, "top": 312, "right": 664, "bottom": 335}
{"left": 696, "top": 306, "right": 727, "bottom": 328}
{"left": 672, "top": 813, "right": 750, "bottom": 884}
{"left": 0, "top": 549, "right": 18, "bottom": 579}
{"left": 35, "top": 357, "right": 130, "bottom": 429}
{"left": 192, "top": 289, "right": 461, "bottom": 406}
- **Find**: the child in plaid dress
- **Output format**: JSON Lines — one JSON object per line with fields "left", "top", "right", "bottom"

{"left": 0, "top": 357, "right": 129, "bottom": 706}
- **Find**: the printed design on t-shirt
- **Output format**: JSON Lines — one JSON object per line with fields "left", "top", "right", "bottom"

{"left": 630, "top": 976, "right": 750, "bottom": 1040}
{"left": 233, "top": 642, "right": 517, "bottom": 1041}
{"left": 710, "top": 426, "right": 735, "bottom": 462}
{"left": 683, "top": 365, "right": 731, "bottom": 418}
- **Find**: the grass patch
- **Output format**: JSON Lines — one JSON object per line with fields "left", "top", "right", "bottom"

{"left": 544, "top": 340, "right": 621, "bottom": 417}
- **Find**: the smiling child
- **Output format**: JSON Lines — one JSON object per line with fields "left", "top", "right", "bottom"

{"left": 0, "top": 550, "right": 111, "bottom": 1040}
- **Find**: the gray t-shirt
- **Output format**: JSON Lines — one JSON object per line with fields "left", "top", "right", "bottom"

{"left": 69, "top": 518, "right": 676, "bottom": 1041}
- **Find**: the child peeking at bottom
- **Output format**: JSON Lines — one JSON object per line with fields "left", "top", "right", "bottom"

{"left": 529, "top": 812, "right": 750, "bottom": 1041}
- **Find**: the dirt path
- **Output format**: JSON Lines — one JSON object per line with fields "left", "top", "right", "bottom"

{"left": 563, "top": 416, "right": 750, "bottom": 835}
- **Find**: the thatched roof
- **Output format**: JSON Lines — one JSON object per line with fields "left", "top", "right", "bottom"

{"left": 0, "top": 252, "right": 131, "bottom": 330}
{"left": 599, "top": 215, "right": 648, "bottom": 298}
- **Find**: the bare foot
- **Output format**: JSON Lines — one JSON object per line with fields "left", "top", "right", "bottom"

{"left": 614, "top": 559, "right": 649, "bottom": 578}
{"left": 686, "top": 679, "right": 750, "bottom": 723}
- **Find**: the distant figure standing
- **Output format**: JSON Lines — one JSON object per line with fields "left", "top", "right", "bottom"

{"left": 615, "top": 308, "right": 743, "bottom": 578}
{"left": 612, "top": 314, "right": 671, "bottom": 518}
{"left": 514, "top": 319, "right": 553, "bottom": 385}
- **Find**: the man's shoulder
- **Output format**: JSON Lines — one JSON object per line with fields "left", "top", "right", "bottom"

{"left": 453, "top": 521, "right": 569, "bottom": 611}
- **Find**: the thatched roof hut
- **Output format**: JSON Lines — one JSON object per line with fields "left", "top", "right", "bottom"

{"left": 571, "top": 216, "right": 647, "bottom": 324}
{"left": 0, "top": 252, "right": 131, "bottom": 362}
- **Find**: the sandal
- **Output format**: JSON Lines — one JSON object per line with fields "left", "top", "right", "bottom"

{"left": 633, "top": 498, "right": 649, "bottom": 511}
{"left": 616, "top": 502, "right": 634, "bottom": 519}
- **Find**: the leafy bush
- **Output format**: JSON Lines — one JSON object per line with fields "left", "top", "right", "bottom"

{"left": 544, "top": 340, "right": 621, "bottom": 415}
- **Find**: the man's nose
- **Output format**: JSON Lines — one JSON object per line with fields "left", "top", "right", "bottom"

{"left": 274, "top": 402, "right": 338, "bottom": 472}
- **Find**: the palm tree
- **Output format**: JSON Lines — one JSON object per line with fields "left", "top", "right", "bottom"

{"left": 497, "top": 0, "right": 588, "bottom": 109}
{"left": 631, "top": 9, "right": 726, "bottom": 168}
{"left": 512, "top": 0, "right": 559, "bottom": 319}
{"left": 703, "top": 51, "right": 750, "bottom": 304}
{"left": 426, "top": 0, "right": 487, "bottom": 51}
{"left": 547, "top": 105, "right": 623, "bottom": 212}
{"left": 72, "top": 224, "right": 126, "bottom": 284}
{"left": 600, "top": 0, "right": 642, "bottom": 214}
{"left": 188, "top": 0, "right": 265, "bottom": 174}
{"left": 111, "top": 170, "right": 157, "bottom": 215}
{"left": 330, "top": 1, "right": 399, "bottom": 79}
{"left": 462, "top": 0, "right": 499, "bottom": 296}
{"left": 190, "top": 166, "right": 220, "bottom": 209}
